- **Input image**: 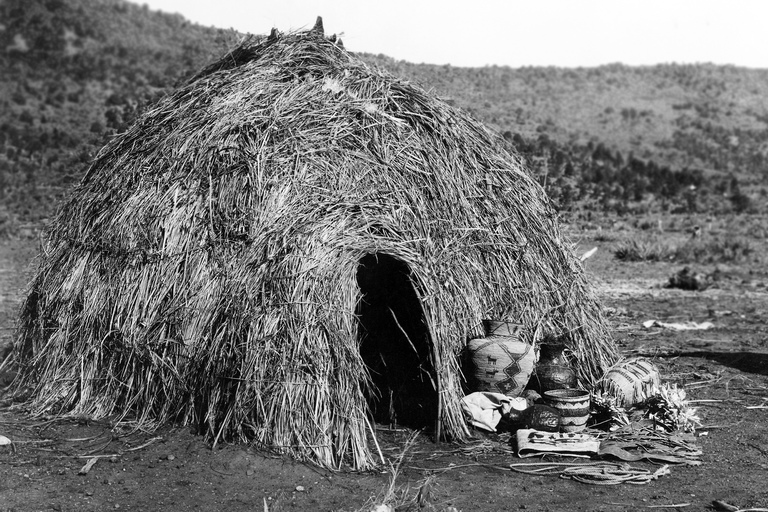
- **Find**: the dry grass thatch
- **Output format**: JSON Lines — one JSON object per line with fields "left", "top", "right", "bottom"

{"left": 11, "top": 22, "right": 618, "bottom": 470}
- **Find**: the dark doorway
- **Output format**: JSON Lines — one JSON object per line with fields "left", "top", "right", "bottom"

{"left": 356, "top": 254, "right": 437, "bottom": 430}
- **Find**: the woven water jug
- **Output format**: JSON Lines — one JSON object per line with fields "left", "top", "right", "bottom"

{"left": 467, "top": 320, "right": 535, "bottom": 397}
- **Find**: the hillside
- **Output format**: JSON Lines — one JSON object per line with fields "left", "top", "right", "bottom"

{"left": 366, "top": 57, "right": 768, "bottom": 215}
{"left": 1, "top": 0, "right": 767, "bottom": 236}
{"left": 0, "top": 0, "right": 238, "bottom": 234}
{"left": 371, "top": 58, "right": 768, "bottom": 176}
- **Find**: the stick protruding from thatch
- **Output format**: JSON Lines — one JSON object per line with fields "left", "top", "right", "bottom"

{"left": 311, "top": 16, "right": 324, "bottom": 35}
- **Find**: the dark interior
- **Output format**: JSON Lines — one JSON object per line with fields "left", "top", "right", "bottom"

{"left": 356, "top": 253, "right": 437, "bottom": 430}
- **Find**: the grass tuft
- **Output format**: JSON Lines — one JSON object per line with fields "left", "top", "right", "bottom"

{"left": 613, "top": 237, "right": 674, "bottom": 262}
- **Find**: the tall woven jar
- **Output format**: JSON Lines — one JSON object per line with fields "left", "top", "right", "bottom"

{"left": 466, "top": 320, "right": 536, "bottom": 398}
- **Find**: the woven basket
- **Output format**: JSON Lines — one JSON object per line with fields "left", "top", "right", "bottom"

{"left": 544, "top": 388, "right": 591, "bottom": 432}
{"left": 598, "top": 358, "right": 660, "bottom": 407}
{"left": 467, "top": 321, "right": 534, "bottom": 397}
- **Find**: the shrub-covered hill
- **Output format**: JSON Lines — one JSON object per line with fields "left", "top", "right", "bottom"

{"left": 0, "top": 0, "right": 238, "bottom": 233}
{"left": 370, "top": 57, "right": 768, "bottom": 179}
{"left": 1, "top": 0, "right": 767, "bottom": 235}
{"left": 367, "top": 57, "right": 768, "bottom": 215}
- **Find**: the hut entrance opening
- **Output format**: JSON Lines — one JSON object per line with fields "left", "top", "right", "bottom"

{"left": 356, "top": 253, "right": 437, "bottom": 430}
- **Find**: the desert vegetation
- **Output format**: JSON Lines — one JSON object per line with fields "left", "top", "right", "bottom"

{"left": 614, "top": 229, "right": 758, "bottom": 265}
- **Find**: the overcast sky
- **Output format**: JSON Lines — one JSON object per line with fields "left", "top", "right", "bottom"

{"left": 136, "top": 0, "right": 768, "bottom": 68}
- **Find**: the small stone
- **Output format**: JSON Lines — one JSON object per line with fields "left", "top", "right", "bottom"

{"left": 295, "top": 485, "right": 305, "bottom": 492}
{"left": 109, "top": 456, "right": 118, "bottom": 464}
{"left": 246, "top": 470, "right": 254, "bottom": 476}
{"left": 166, "top": 454, "right": 175, "bottom": 461}
{"left": 85, "top": 490, "right": 94, "bottom": 497}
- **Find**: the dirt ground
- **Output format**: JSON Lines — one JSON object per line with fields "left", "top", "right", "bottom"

{"left": 1, "top": 227, "right": 767, "bottom": 512}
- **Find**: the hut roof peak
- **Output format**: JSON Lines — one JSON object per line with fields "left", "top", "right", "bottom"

{"left": 192, "top": 16, "right": 348, "bottom": 83}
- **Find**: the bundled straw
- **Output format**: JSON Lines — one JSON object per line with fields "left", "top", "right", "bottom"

{"left": 11, "top": 23, "right": 617, "bottom": 469}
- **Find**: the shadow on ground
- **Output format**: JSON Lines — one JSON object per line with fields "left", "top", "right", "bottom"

{"left": 684, "top": 351, "right": 768, "bottom": 376}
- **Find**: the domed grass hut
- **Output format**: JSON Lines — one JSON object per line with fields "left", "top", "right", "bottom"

{"left": 13, "top": 20, "right": 618, "bottom": 470}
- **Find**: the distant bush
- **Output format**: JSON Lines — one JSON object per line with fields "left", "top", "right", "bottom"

{"left": 19, "top": 110, "right": 35, "bottom": 125}
{"left": 614, "top": 237, "right": 674, "bottom": 261}
{"left": 637, "top": 219, "right": 660, "bottom": 231}
{"left": 614, "top": 232, "right": 758, "bottom": 265}
{"left": 729, "top": 191, "right": 753, "bottom": 214}
{"left": 592, "top": 230, "right": 617, "bottom": 242}
{"left": 674, "top": 234, "right": 755, "bottom": 264}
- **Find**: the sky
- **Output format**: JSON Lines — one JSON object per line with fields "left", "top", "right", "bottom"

{"left": 136, "top": 0, "right": 768, "bottom": 69}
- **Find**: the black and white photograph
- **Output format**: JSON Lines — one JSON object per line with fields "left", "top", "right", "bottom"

{"left": 1, "top": 1, "right": 767, "bottom": 510}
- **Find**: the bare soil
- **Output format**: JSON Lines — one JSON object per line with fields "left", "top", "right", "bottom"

{"left": 1, "top": 231, "right": 767, "bottom": 512}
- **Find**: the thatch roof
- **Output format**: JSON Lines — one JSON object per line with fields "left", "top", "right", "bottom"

{"left": 12, "top": 22, "right": 618, "bottom": 470}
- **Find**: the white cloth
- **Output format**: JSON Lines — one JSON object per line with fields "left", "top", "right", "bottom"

{"left": 460, "top": 392, "right": 528, "bottom": 432}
